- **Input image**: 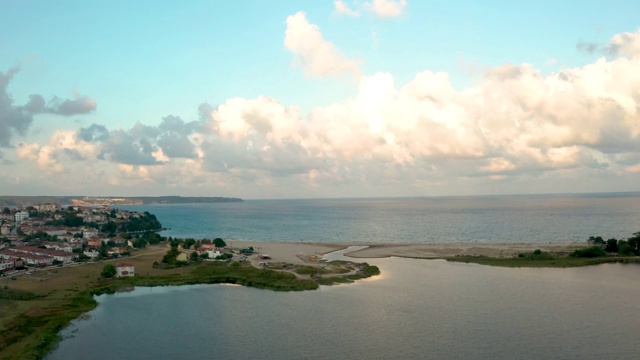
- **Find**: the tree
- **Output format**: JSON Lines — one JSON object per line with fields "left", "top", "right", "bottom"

{"left": 627, "top": 232, "right": 640, "bottom": 253}
{"left": 133, "top": 238, "right": 147, "bottom": 249}
{"left": 618, "top": 242, "right": 635, "bottom": 256}
{"left": 101, "top": 264, "right": 116, "bottom": 278}
{"left": 182, "top": 238, "right": 196, "bottom": 249}
{"left": 213, "top": 238, "right": 227, "bottom": 248}
{"left": 101, "top": 221, "right": 117, "bottom": 234}
{"left": 570, "top": 247, "right": 606, "bottom": 258}
{"left": 588, "top": 236, "right": 605, "bottom": 247}
{"left": 2, "top": 207, "right": 10, "bottom": 214}
{"left": 99, "top": 242, "right": 109, "bottom": 257}
{"left": 62, "top": 213, "right": 83, "bottom": 227}
{"left": 162, "top": 248, "right": 180, "bottom": 264}
{"left": 605, "top": 238, "right": 619, "bottom": 253}
{"left": 190, "top": 251, "right": 199, "bottom": 262}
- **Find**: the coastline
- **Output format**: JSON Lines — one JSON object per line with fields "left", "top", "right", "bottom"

{"left": 343, "top": 242, "right": 585, "bottom": 259}
{"left": 226, "top": 240, "right": 587, "bottom": 262}
{"left": 0, "top": 239, "right": 618, "bottom": 359}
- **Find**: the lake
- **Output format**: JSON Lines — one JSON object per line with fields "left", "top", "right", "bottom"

{"left": 49, "top": 257, "right": 640, "bottom": 359}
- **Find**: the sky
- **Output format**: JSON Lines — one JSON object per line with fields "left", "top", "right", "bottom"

{"left": 1, "top": 0, "right": 640, "bottom": 199}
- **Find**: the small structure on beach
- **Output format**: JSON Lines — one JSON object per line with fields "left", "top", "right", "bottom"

{"left": 115, "top": 263, "right": 135, "bottom": 277}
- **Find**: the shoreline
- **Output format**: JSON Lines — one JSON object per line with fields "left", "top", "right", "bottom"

{"left": 225, "top": 240, "right": 587, "bottom": 263}
{"left": 0, "top": 239, "right": 610, "bottom": 359}
{"left": 342, "top": 242, "right": 585, "bottom": 259}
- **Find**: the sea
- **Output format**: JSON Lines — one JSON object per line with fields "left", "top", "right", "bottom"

{"left": 47, "top": 193, "right": 640, "bottom": 359}
{"left": 129, "top": 192, "right": 639, "bottom": 244}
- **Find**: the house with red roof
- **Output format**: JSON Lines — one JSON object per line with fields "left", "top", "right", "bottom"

{"left": 116, "top": 263, "right": 135, "bottom": 277}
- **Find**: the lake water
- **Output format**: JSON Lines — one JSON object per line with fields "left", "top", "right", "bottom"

{"left": 122, "top": 193, "right": 640, "bottom": 243}
{"left": 48, "top": 193, "right": 640, "bottom": 359}
{"left": 49, "top": 258, "right": 640, "bottom": 360}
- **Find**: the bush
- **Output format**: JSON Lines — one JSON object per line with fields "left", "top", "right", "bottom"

{"left": 101, "top": 264, "right": 116, "bottom": 278}
{"left": 213, "top": 238, "right": 227, "bottom": 248}
{"left": 617, "top": 244, "right": 636, "bottom": 256}
{"left": 215, "top": 253, "right": 233, "bottom": 260}
{"left": 570, "top": 246, "right": 607, "bottom": 258}
{"left": 516, "top": 249, "right": 553, "bottom": 260}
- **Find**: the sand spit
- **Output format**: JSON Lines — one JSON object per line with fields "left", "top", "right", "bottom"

{"left": 344, "top": 242, "right": 585, "bottom": 259}
{"left": 225, "top": 240, "right": 585, "bottom": 265}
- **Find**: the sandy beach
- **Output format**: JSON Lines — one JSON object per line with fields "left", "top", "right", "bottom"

{"left": 227, "top": 240, "right": 585, "bottom": 265}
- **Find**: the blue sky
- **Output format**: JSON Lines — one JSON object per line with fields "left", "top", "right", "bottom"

{"left": 1, "top": 1, "right": 640, "bottom": 198}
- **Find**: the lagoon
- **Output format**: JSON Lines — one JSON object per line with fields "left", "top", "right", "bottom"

{"left": 49, "top": 258, "right": 640, "bottom": 360}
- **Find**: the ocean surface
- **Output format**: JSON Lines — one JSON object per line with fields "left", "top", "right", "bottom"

{"left": 122, "top": 193, "right": 640, "bottom": 244}
{"left": 48, "top": 193, "right": 640, "bottom": 359}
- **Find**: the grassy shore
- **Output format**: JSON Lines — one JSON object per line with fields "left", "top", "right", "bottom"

{"left": 448, "top": 252, "right": 640, "bottom": 268}
{"left": 0, "top": 248, "right": 379, "bottom": 360}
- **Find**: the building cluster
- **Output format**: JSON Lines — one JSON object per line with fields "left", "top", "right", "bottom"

{"left": 0, "top": 203, "right": 140, "bottom": 273}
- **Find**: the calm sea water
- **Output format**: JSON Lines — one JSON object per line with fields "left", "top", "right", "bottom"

{"left": 122, "top": 193, "right": 640, "bottom": 243}
{"left": 49, "top": 258, "right": 640, "bottom": 360}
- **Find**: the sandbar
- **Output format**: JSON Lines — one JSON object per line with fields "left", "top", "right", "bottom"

{"left": 226, "top": 240, "right": 585, "bottom": 265}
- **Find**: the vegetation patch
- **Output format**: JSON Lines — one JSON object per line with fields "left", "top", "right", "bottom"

{"left": 0, "top": 291, "right": 97, "bottom": 360}
{"left": 0, "top": 287, "right": 44, "bottom": 301}
{"left": 448, "top": 231, "right": 640, "bottom": 268}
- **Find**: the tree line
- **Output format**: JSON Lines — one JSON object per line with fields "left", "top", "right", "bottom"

{"left": 576, "top": 231, "right": 640, "bottom": 257}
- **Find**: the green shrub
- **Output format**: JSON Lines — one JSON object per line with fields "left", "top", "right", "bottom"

{"left": 570, "top": 246, "right": 607, "bottom": 258}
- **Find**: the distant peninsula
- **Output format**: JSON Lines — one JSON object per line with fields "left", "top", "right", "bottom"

{"left": 0, "top": 196, "right": 243, "bottom": 207}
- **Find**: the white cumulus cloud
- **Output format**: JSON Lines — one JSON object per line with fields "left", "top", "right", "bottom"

{"left": 365, "top": 0, "right": 407, "bottom": 18}
{"left": 609, "top": 27, "right": 640, "bottom": 58}
{"left": 284, "top": 12, "right": 361, "bottom": 78}
{"left": 334, "top": 0, "right": 360, "bottom": 17}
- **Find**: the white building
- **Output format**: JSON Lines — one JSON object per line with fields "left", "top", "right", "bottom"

{"left": 44, "top": 228, "right": 69, "bottom": 236}
{"left": 84, "top": 248, "right": 100, "bottom": 259}
{"left": 15, "top": 211, "right": 29, "bottom": 223}
{"left": 83, "top": 229, "right": 99, "bottom": 239}
{"left": 36, "top": 203, "right": 58, "bottom": 212}
{"left": 43, "top": 242, "right": 74, "bottom": 253}
{"left": 0, "top": 259, "right": 17, "bottom": 272}
{"left": 116, "top": 263, "right": 135, "bottom": 277}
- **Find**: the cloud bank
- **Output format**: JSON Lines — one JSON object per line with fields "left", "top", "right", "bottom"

{"left": 4, "top": 23, "right": 640, "bottom": 197}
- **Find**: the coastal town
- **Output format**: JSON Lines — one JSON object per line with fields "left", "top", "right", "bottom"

{"left": 0, "top": 203, "right": 162, "bottom": 275}
{"left": 0, "top": 203, "right": 371, "bottom": 281}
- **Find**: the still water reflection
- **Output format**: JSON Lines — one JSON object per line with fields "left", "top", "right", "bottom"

{"left": 49, "top": 259, "right": 640, "bottom": 360}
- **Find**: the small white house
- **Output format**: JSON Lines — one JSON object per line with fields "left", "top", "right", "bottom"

{"left": 196, "top": 247, "right": 222, "bottom": 259}
{"left": 83, "top": 229, "right": 99, "bottom": 239}
{"left": 84, "top": 248, "right": 100, "bottom": 259}
{"left": 116, "top": 263, "right": 135, "bottom": 277}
